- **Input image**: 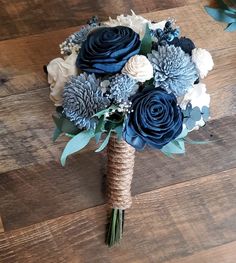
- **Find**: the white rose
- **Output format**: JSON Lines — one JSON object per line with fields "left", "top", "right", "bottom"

{"left": 47, "top": 50, "right": 78, "bottom": 106}
{"left": 105, "top": 10, "right": 165, "bottom": 39}
{"left": 122, "top": 55, "right": 153, "bottom": 82}
{"left": 192, "top": 48, "right": 214, "bottom": 79}
{"left": 180, "top": 83, "right": 210, "bottom": 130}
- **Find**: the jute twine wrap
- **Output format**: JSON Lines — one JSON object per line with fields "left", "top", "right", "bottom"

{"left": 106, "top": 135, "right": 135, "bottom": 210}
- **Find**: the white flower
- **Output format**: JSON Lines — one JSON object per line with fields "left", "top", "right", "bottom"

{"left": 180, "top": 83, "right": 210, "bottom": 130}
{"left": 47, "top": 50, "right": 78, "bottom": 106}
{"left": 192, "top": 48, "right": 214, "bottom": 79}
{"left": 100, "top": 79, "right": 110, "bottom": 94}
{"left": 105, "top": 10, "right": 165, "bottom": 39}
{"left": 122, "top": 55, "right": 153, "bottom": 82}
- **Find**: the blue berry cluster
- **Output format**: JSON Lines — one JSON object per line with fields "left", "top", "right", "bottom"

{"left": 152, "top": 20, "right": 180, "bottom": 46}
{"left": 87, "top": 16, "right": 100, "bottom": 27}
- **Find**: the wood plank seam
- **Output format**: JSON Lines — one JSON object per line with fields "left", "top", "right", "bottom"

{"left": 1, "top": 166, "right": 235, "bottom": 235}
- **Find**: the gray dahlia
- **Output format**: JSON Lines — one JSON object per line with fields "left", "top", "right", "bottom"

{"left": 109, "top": 74, "right": 137, "bottom": 103}
{"left": 63, "top": 73, "right": 110, "bottom": 129}
{"left": 148, "top": 45, "right": 198, "bottom": 96}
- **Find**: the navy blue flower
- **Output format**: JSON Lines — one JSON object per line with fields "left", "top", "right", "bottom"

{"left": 123, "top": 87, "right": 183, "bottom": 150}
{"left": 169, "top": 37, "right": 195, "bottom": 55}
{"left": 76, "top": 26, "right": 141, "bottom": 74}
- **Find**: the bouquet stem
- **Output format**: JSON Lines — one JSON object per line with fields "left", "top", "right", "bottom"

{"left": 106, "top": 136, "right": 135, "bottom": 246}
{"left": 106, "top": 208, "right": 124, "bottom": 246}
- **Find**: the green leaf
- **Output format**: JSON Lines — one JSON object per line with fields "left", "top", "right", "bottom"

{"left": 205, "top": 7, "right": 236, "bottom": 23}
{"left": 115, "top": 125, "right": 123, "bottom": 141}
{"left": 222, "top": 1, "right": 236, "bottom": 13}
{"left": 52, "top": 114, "right": 63, "bottom": 128}
{"left": 184, "top": 138, "right": 210, "bottom": 145}
{"left": 162, "top": 151, "right": 175, "bottom": 158}
{"left": 161, "top": 140, "right": 185, "bottom": 155}
{"left": 52, "top": 113, "right": 79, "bottom": 135}
{"left": 224, "top": 8, "right": 236, "bottom": 17}
{"left": 216, "top": 0, "right": 230, "bottom": 9}
{"left": 65, "top": 133, "right": 75, "bottom": 138}
{"left": 52, "top": 127, "right": 62, "bottom": 142}
{"left": 94, "top": 132, "right": 102, "bottom": 144}
{"left": 93, "top": 105, "right": 118, "bottom": 118}
{"left": 173, "top": 139, "right": 185, "bottom": 151}
{"left": 176, "top": 127, "right": 188, "bottom": 139}
{"left": 139, "top": 23, "right": 152, "bottom": 55}
{"left": 61, "top": 118, "right": 79, "bottom": 134}
{"left": 225, "top": 22, "right": 236, "bottom": 31}
{"left": 95, "top": 130, "right": 111, "bottom": 152}
{"left": 60, "top": 129, "right": 94, "bottom": 166}
{"left": 95, "top": 115, "right": 105, "bottom": 133}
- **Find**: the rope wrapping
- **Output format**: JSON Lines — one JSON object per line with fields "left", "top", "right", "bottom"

{"left": 106, "top": 136, "right": 135, "bottom": 210}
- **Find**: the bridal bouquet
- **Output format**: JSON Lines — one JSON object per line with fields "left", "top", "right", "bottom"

{"left": 46, "top": 12, "right": 214, "bottom": 246}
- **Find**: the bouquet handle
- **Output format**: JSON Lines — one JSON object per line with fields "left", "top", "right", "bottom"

{"left": 106, "top": 135, "right": 135, "bottom": 246}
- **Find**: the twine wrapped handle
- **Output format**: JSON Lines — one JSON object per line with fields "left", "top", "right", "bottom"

{"left": 107, "top": 135, "right": 135, "bottom": 209}
{"left": 106, "top": 135, "right": 135, "bottom": 246}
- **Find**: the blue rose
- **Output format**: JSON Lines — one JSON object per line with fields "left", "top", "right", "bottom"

{"left": 76, "top": 26, "right": 141, "bottom": 74}
{"left": 123, "top": 87, "right": 183, "bottom": 150}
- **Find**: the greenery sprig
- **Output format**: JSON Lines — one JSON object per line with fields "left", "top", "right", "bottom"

{"left": 205, "top": 0, "right": 236, "bottom": 31}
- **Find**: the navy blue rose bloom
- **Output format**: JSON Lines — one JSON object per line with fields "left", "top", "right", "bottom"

{"left": 123, "top": 87, "right": 183, "bottom": 150}
{"left": 76, "top": 26, "right": 141, "bottom": 74}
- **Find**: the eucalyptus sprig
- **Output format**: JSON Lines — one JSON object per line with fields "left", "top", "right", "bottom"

{"left": 205, "top": 0, "right": 236, "bottom": 31}
{"left": 59, "top": 105, "right": 125, "bottom": 166}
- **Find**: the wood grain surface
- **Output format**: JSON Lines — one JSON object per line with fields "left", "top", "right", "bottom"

{"left": 0, "top": 0, "right": 199, "bottom": 41}
{"left": 1, "top": 169, "right": 236, "bottom": 263}
{"left": 0, "top": 0, "right": 236, "bottom": 262}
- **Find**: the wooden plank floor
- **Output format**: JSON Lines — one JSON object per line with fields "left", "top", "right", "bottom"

{"left": 0, "top": 0, "right": 236, "bottom": 262}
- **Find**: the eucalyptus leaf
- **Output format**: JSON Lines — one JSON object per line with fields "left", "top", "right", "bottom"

{"left": 225, "top": 22, "right": 236, "bottom": 31}
{"left": 161, "top": 140, "right": 185, "bottom": 155}
{"left": 205, "top": 7, "right": 236, "bottom": 23}
{"left": 176, "top": 128, "right": 188, "bottom": 139}
{"left": 60, "top": 129, "right": 94, "bottom": 166}
{"left": 53, "top": 127, "right": 62, "bottom": 142}
{"left": 52, "top": 113, "right": 63, "bottom": 128}
{"left": 215, "top": 0, "right": 236, "bottom": 11}
{"left": 216, "top": 0, "right": 230, "bottom": 9}
{"left": 95, "top": 130, "right": 111, "bottom": 152}
{"left": 190, "top": 107, "right": 202, "bottom": 121}
{"left": 95, "top": 132, "right": 102, "bottom": 144}
{"left": 224, "top": 9, "right": 236, "bottom": 17}
{"left": 185, "top": 118, "right": 196, "bottom": 130}
{"left": 202, "top": 106, "right": 210, "bottom": 122}
{"left": 184, "top": 138, "right": 210, "bottom": 145}
{"left": 95, "top": 115, "right": 105, "bottom": 134}
{"left": 162, "top": 151, "right": 175, "bottom": 158}
{"left": 61, "top": 118, "right": 79, "bottom": 134}
{"left": 93, "top": 105, "right": 118, "bottom": 118}
{"left": 65, "top": 133, "right": 75, "bottom": 138}
{"left": 115, "top": 125, "right": 123, "bottom": 141}
{"left": 173, "top": 139, "right": 185, "bottom": 151}
{"left": 139, "top": 23, "right": 152, "bottom": 55}
{"left": 52, "top": 113, "right": 79, "bottom": 135}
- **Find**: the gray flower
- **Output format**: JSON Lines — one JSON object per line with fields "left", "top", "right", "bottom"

{"left": 148, "top": 45, "right": 198, "bottom": 96}
{"left": 63, "top": 73, "right": 110, "bottom": 129}
{"left": 108, "top": 74, "right": 137, "bottom": 103}
{"left": 60, "top": 25, "right": 98, "bottom": 55}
